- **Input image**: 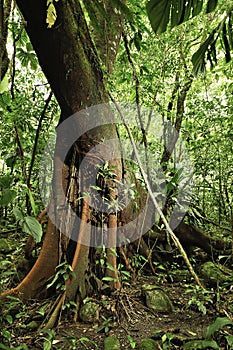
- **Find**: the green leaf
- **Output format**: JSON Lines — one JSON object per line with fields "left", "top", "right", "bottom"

{"left": 43, "top": 339, "right": 52, "bottom": 350}
{"left": 106, "top": 262, "right": 116, "bottom": 272}
{"left": 0, "top": 189, "right": 16, "bottom": 206}
{"left": 226, "top": 335, "right": 233, "bottom": 347}
{"left": 46, "top": 274, "right": 59, "bottom": 289}
{"left": 26, "top": 188, "right": 37, "bottom": 216}
{"left": 170, "top": 0, "right": 185, "bottom": 28}
{"left": 146, "top": 0, "right": 208, "bottom": 34}
{"left": 146, "top": 0, "right": 172, "bottom": 34}
{"left": 5, "top": 314, "right": 13, "bottom": 324}
{"left": 191, "top": 31, "right": 216, "bottom": 76}
{"left": 206, "top": 317, "right": 233, "bottom": 340}
{"left": 222, "top": 23, "right": 231, "bottom": 63}
{"left": 0, "top": 174, "right": 13, "bottom": 188}
{"left": 22, "top": 216, "right": 43, "bottom": 243}
{"left": 184, "top": 339, "right": 219, "bottom": 349}
{"left": 0, "top": 344, "right": 11, "bottom": 350}
{"left": 0, "top": 74, "right": 9, "bottom": 93}
{"left": 0, "top": 92, "right": 11, "bottom": 108}
{"left": 13, "top": 207, "right": 25, "bottom": 221}
{"left": 102, "top": 276, "right": 118, "bottom": 282}
{"left": 206, "top": 0, "right": 218, "bottom": 13}
{"left": 30, "top": 55, "right": 38, "bottom": 70}
{"left": 192, "top": 0, "right": 204, "bottom": 17}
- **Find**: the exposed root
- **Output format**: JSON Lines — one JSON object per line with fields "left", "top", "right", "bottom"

{"left": 1, "top": 219, "right": 59, "bottom": 300}
{"left": 106, "top": 213, "right": 121, "bottom": 290}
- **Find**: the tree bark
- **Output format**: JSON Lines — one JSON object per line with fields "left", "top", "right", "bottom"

{"left": 5, "top": 0, "right": 122, "bottom": 300}
{"left": 0, "top": 0, "right": 12, "bottom": 81}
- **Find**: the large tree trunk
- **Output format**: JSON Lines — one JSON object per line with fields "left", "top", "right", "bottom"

{"left": 2, "top": 0, "right": 122, "bottom": 300}
{"left": 0, "top": 0, "right": 12, "bottom": 82}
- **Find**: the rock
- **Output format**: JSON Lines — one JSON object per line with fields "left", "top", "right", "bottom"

{"left": 79, "top": 301, "right": 99, "bottom": 323}
{"left": 142, "top": 284, "right": 173, "bottom": 313}
{"left": 200, "top": 261, "right": 233, "bottom": 285}
{"left": 104, "top": 336, "right": 120, "bottom": 350}
{"left": 138, "top": 338, "right": 158, "bottom": 350}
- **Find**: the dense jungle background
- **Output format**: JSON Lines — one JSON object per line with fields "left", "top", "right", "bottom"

{"left": 0, "top": 0, "right": 233, "bottom": 349}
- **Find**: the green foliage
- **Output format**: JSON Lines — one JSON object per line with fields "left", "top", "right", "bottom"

{"left": 46, "top": 262, "right": 75, "bottom": 291}
{"left": 76, "top": 337, "right": 98, "bottom": 349}
{"left": 192, "top": 8, "right": 233, "bottom": 76}
{"left": 0, "top": 0, "right": 232, "bottom": 344}
{"left": 127, "top": 335, "right": 136, "bottom": 348}
{"left": 96, "top": 316, "right": 113, "bottom": 334}
{"left": 118, "top": 263, "right": 131, "bottom": 286}
{"left": 185, "top": 285, "right": 214, "bottom": 315}
{"left": 183, "top": 339, "right": 219, "bottom": 349}
{"left": 83, "top": 0, "right": 134, "bottom": 36}
{"left": 0, "top": 174, "right": 16, "bottom": 207}
{"left": 152, "top": 316, "right": 233, "bottom": 349}
{"left": 0, "top": 345, "right": 29, "bottom": 350}
{"left": 17, "top": 43, "right": 38, "bottom": 70}
{"left": 0, "top": 189, "right": 17, "bottom": 207}
{"left": 36, "top": 329, "right": 56, "bottom": 350}
{"left": 147, "top": 0, "right": 233, "bottom": 75}
{"left": 206, "top": 317, "right": 233, "bottom": 340}
{"left": 130, "top": 253, "right": 147, "bottom": 273}
{"left": 0, "top": 296, "right": 30, "bottom": 349}
{"left": 13, "top": 208, "right": 43, "bottom": 243}
{"left": 146, "top": 0, "right": 218, "bottom": 34}
{"left": 65, "top": 334, "right": 99, "bottom": 350}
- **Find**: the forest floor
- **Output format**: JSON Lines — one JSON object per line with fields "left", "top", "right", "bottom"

{"left": 52, "top": 280, "right": 218, "bottom": 349}
{"left": 2, "top": 250, "right": 233, "bottom": 350}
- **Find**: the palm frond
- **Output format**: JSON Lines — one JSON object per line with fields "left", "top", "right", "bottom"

{"left": 146, "top": 0, "right": 217, "bottom": 34}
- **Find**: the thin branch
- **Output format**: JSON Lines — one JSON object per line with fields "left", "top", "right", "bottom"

{"left": 27, "top": 91, "right": 53, "bottom": 187}
{"left": 14, "top": 125, "right": 28, "bottom": 185}
{"left": 122, "top": 31, "right": 150, "bottom": 180}
{"left": 110, "top": 93, "right": 205, "bottom": 290}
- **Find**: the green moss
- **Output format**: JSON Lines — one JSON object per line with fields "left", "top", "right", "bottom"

{"left": 138, "top": 338, "right": 158, "bottom": 350}
{"left": 104, "top": 336, "right": 120, "bottom": 350}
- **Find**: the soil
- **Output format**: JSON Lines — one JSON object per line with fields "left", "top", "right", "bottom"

{"left": 51, "top": 282, "right": 217, "bottom": 349}
{"left": 3, "top": 261, "right": 233, "bottom": 350}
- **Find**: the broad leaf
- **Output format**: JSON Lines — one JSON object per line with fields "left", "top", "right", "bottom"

{"left": 13, "top": 207, "right": 25, "bottom": 221}
{"left": 146, "top": 0, "right": 217, "bottom": 35}
{"left": 184, "top": 339, "right": 219, "bottom": 349}
{"left": 147, "top": 0, "right": 233, "bottom": 74}
{"left": 191, "top": 31, "right": 217, "bottom": 76}
{"left": 26, "top": 188, "right": 37, "bottom": 216}
{"left": 0, "top": 75, "right": 8, "bottom": 93}
{"left": 206, "top": 317, "right": 233, "bottom": 340}
{"left": 23, "top": 216, "right": 43, "bottom": 243}
{"left": 192, "top": 11, "right": 233, "bottom": 75}
{"left": 226, "top": 335, "right": 233, "bottom": 347}
{"left": 146, "top": 0, "right": 172, "bottom": 34}
{"left": 206, "top": 0, "right": 218, "bottom": 13}
{"left": 0, "top": 174, "right": 13, "bottom": 188}
{"left": 222, "top": 22, "right": 231, "bottom": 63}
{"left": 0, "top": 189, "right": 17, "bottom": 207}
